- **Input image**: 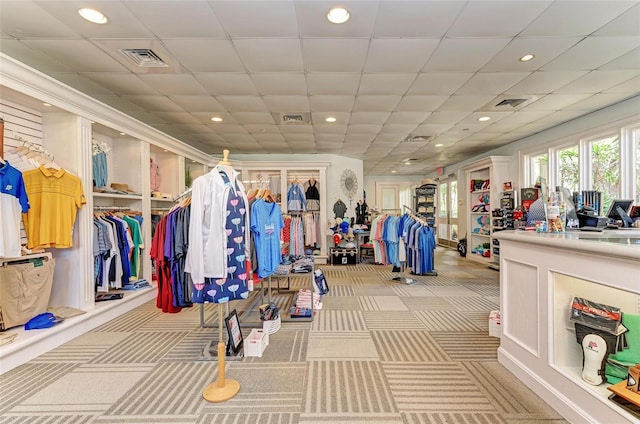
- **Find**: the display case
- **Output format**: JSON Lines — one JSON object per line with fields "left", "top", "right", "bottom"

{"left": 415, "top": 184, "right": 436, "bottom": 226}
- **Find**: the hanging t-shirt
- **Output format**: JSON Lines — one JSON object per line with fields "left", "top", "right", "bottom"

{"left": 150, "top": 158, "right": 161, "bottom": 192}
{"left": 0, "top": 161, "right": 30, "bottom": 257}
{"left": 22, "top": 166, "right": 85, "bottom": 249}
{"left": 251, "top": 198, "right": 284, "bottom": 278}
{"left": 305, "top": 179, "right": 320, "bottom": 211}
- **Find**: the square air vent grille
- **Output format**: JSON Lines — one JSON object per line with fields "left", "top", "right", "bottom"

{"left": 120, "top": 49, "right": 168, "bottom": 68}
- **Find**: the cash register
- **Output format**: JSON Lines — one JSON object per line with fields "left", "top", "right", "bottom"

{"left": 605, "top": 199, "right": 634, "bottom": 228}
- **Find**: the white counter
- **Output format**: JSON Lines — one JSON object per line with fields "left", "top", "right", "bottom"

{"left": 494, "top": 230, "right": 640, "bottom": 424}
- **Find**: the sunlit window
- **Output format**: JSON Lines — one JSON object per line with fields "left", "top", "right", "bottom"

{"left": 557, "top": 145, "right": 579, "bottom": 193}
{"left": 588, "top": 134, "right": 619, "bottom": 213}
{"left": 439, "top": 183, "right": 447, "bottom": 218}
{"left": 450, "top": 181, "right": 458, "bottom": 219}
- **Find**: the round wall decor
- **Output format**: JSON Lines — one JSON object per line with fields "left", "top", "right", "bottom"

{"left": 340, "top": 169, "right": 358, "bottom": 199}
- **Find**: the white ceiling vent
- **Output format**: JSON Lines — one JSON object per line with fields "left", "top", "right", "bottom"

{"left": 119, "top": 49, "right": 168, "bottom": 68}
{"left": 403, "top": 135, "right": 433, "bottom": 143}
{"left": 274, "top": 113, "right": 311, "bottom": 124}
{"left": 481, "top": 95, "right": 538, "bottom": 111}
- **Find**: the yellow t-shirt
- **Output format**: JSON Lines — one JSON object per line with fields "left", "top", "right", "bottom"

{"left": 22, "top": 166, "right": 86, "bottom": 249}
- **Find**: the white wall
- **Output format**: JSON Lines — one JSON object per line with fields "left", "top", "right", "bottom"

{"left": 364, "top": 174, "right": 425, "bottom": 211}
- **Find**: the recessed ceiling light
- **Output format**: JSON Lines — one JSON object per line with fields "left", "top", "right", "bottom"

{"left": 327, "top": 7, "right": 350, "bottom": 24}
{"left": 519, "top": 54, "right": 535, "bottom": 62}
{"left": 78, "top": 8, "right": 108, "bottom": 24}
{"left": 42, "top": 102, "right": 52, "bottom": 107}
{"left": 404, "top": 162, "right": 411, "bottom": 165}
{"left": 119, "top": 132, "right": 126, "bottom": 136}
{"left": 391, "top": 170, "right": 397, "bottom": 173}
{"left": 325, "top": 116, "right": 337, "bottom": 123}
{"left": 163, "top": 149, "right": 168, "bottom": 153}
{"left": 478, "top": 116, "right": 491, "bottom": 122}
{"left": 211, "top": 116, "right": 223, "bottom": 122}
{"left": 435, "top": 143, "right": 444, "bottom": 147}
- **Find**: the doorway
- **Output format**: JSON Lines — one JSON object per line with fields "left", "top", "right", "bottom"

{"left": 436, "top": 177, "right": 459, "bottom": 248}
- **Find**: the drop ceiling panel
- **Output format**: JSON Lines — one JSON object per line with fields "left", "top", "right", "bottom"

{"left": 122, "top": 95, "right": 185, "bottom": 113}
{"left": 169, "top": 96, "right": 226, "bottom": 112}
{"left": 189, "top": 134, "right": 225, "bottom": 143}
{"left": 49, "top": 73, "right": 114, "bottom": 96}
{"left": 422, "top": 38, "right": 511, "bottom": 72}
{"left": 0, "top": 1, "right": 78, "bottom": 38}
{"left": 600, "top": 47, "right": 640, "bottom": 70}
{"left": 520, "top": 94, "right": 594, "bottom": 111}
{"left": 346, "top": 124, "right": 382, "bottom": 134}
{"left": 422, "top": 111, "right": 472, "bottom": 125}
{"left": 456, "top": 72, "right": 532, "bottom": 95}
{"left": 309, "top": 95, "right": 356, "bottom": 112}
{"left": 195, "top": 73, "right": 258, "bottom": 95}
{"left": 555, "top": 70, "right": 640, "bottom": 94}
{"left": 520, "top": 1, "right": 637, "bottom": 36}
{"left": 254, "top": 133, "right": 286, "bottom": 143}
{"left": 379, "top": 123, "right": 419, "bottom": 134}
{"left": 279, "top": 125, "right": 314, "bottom": 134}
{"left": 505, "top": 71, "right": 590, "bottom": 94}
{"left": 306, "top": 73, "right": 361, "bottom": 95}
{"left": 373, "top": 1, "right": 464, "bottom": 37}
{"left": 124, "top": 1, "right": 226, "bottom": 38}
{"left": 604, "top": 76, "right": 640, "bottom": 93}
{"left": 481, "top": 37, "right": 582, "bottom": 72}
{"left": 210, "top": 124, "right": 249, "bottom": 134}
{"left": 311, "top": 112, "right": 351, "bottom": 124}
{"left": 541, "top": 36, "right": 640, "bottom": 71}
{"left": 283, "top": 133, "right": 315, "bottom": 142}
{"left": 251, "top": 73, "right": 307, "bottom": 95}
{"left": 562, "top": 93, "right": 638, "bottom": 110}
{"left": 153, "top": 112, "right": 201, "bottom": 125}
{"left": 352, "top": 95, "right": 402, "bottom": 112}
{"left": 163, "top": 40, "right": 245, "bottom": 72}
{"left": 232, "top": 113, "right": 276, "bottom": 125}
{"left": 349, "top": 112, "right": 390, "bottom": 125}
{"left": 92, "top": 95, "right": 145, "bottom": 113}
{"left": 408, "top": 73, "right": 473, "bottom": 95}
{"left": 234, "top": 39, "right": 303, "bottom": 72}
{"left": 172, "top": 124, "right": 214, "bottom": 134}
{"left": 313, "top": 125, "right": 347, "bottom": 134}
{"left": 0, "top": 40, "right": 73, "bottom": 73}
{"left": 216, "top": 96, "right": 269, "bottom": 112}
{"left": 138, "top": 74, "right": 206, "bottom": 96}
{"left": 364, "top": 39, "right": 439, "bottom": 73}
{"left": 448, "top": 1, "right": 551, "bottom": 37}
{"left": 413, "top": 123, "right": 456, "bottom": 135}
{"left": 386, "top": 112, "right": 431, "bottom": 124}
{"left": 435, "top": 95, "right": 496, "bottom": 112}
{"left": 295, "top": 1, "right": 379, "bottom": 37}
{"left": 211, "top": 1, "right": 298, "bottom": 37}
{"left": 394, "top": 95, "right": 449, "bottom": 112}
{"left": 263, "top": 95, "right": 310, "bottom": 112}
{"left": 82, "top": 73, "right": 159, "bottom": 95}
{"left": 302, "top": 39, "right": 369, "bottom": 72}
{"left": 21, "top": 40, "right": 128, "bottom": 72}
{"left": 595, "top": 3, "right": 640, "bottom": 36}
{"left": 192, "top": 112, "right": 236, "bottom": 125}
{"left": 357, "top": 74, "right": 417, "bottom": 95}
{"left": 34, "top": 1, "right": 154, "bottom": 38}
{"left": 344, "top": 133, "right": 376, "bottom": 143}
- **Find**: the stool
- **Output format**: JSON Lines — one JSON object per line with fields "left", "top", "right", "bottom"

{"left": 360, "top": 243, "right": 374, "bottom": 262}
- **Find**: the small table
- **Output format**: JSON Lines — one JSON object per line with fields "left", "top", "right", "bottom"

{"left": 354, "top": 231, "right": 370, "bottom": 262}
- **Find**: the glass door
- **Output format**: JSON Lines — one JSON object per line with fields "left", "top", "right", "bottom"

{"left": 436, "top": 177, "right": 459, "bottom": 248}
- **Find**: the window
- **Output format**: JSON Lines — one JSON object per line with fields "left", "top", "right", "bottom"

{"left": 439, "top": 183, "right": 447, "bottom": 218}
{"left": 557, "top": 145, "right": 579, "bottom": 193}
{"left": 450, "top": 180, "right": 458, "bottom": 219}
{"left": 528, "top": 152, "right": 548, "bottom": 187}
{"left": 587, "top": 134, "right": 619, "bottom": 213}
{"left": 635, "top": 129, "right": 640, "bottom": 203}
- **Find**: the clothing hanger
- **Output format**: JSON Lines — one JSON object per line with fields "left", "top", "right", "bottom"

{"left": 0, "top": 155, "right": 5, "bottom": 165}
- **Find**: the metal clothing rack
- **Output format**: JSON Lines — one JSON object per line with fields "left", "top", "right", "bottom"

{"left": 93, "top": 206, "right": 131, "bottom": 211}
{"left": 172, "top": 187, "right": 192, "bottom": 203}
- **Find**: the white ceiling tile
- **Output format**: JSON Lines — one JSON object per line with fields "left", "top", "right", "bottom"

{"left": 122, "top": 95, "right": 184, "bottom": 112}
{"left": 213, "top": 124, "right": 250, "bottom": 134}
{"left": 124, "top": 1, "right": 226, "bottom": 38}
{"left": 172, "top": 124, "right": 215, "bottom": 134}
{"left": 423, "top": 38, "right": 511, "bottom": 72}
{"left": 303, "top": 39, "right": 369, "bottom": 72}
{"left": 163, "top": 40, "right": 245, "bottom": 72}
{"left": 306, "top": 73, "right": 361, "bottom": 95}
{"left": 125, "top": 111, "right": 165, "bottom": 124}
{"left": 541, "top": 36, "right": 640, "bottom": 71}
{"left": 314, "top": 133, "right": 345, "bottom": 142}
{"left": 234, "top": 39, "right": 303, "bottom": 72}
{"left": 353, "top": 95, "right": 402, "bottom": 112}
{"left": 422, "top": 111, "right": 472, "bottom": 125}
{"left": 254, "top": 133, "right": 286, "bottom": 143}
{"left": 346, "top": 124, "right": 382, "bottom": 134}
{"left": 394, "top": 95, "right": 449, "bottom": 112}
{"left": 456, "top": 73, "right": 531, "bottom": 95}
{"left": 520, "top": 94, "right": 594, "bottom": 111}
{"left": 153, "top": 112, "right": 201, "bottom": 125}
{"left": 481, "top": 37, "right": 583, "bottom": 72}
{"left": 211, "top": 1, "right": 298, "bottom": 37}
{"left": 195, "top": 73, "right": 258, "bottom": 96}
{"left": 314, "top": 125, "right": 347, "bottom": 134}
{"left": 450, "top": 1, "right": 551, "bottom": 37}
{"left": 0, "top": 1, "right": 78, "bottom": 38}
{"left": 562, "top": 93, "right": 638, "bottom": 111}
{"left": 386, "top": 112, "right": 431, "bottom": 124}
{"left": 279, "top": 125, "right": 314, "bottom": 134}
{"left": 138, "top": 74, "right": 206, "bottom": 96}
{"left": 309, "top": 95, "right": 355, "bottom": 112}
{"left": 243, "top": 124, "right": 280, "bottom": 134}
{"left": 521, "top": 1, "right": 637, "bottom": 36}
{"left": 81, "top": 73, "right": 159, "bottom": 95}
{"left": 296, "top": 1, "right": 379, "bottom": 37}
{"left": 603, "top": 75, "right": 640, "bottom": 93}
{"left": 408, "top": 73, "right": 473, "bottom": 95}
{"left": 364, "top": 39, "right": 439, "bottom": 73}
{"left": 170, "top": 96, "right": 226, "bottom": 112}
{"left": 250, "top": 73, "right": 307, "bottom": 95}
{"left": 21, "top": 40, "right": 128, "bottom": 72}
{"left": 595, "top": 3, "right": 640, "bottom": 36}
{"left": 378, "top": 124, "right": 419, "bottom": 134}
{"left": 284, "top": 133, "right": 315, "bottom": 142}
{"left": 34, "top": 1, "right": 154, "bottom": 38}
{"left": 555, "top": 70, "right": 640, "bottom": 94}
{"left": 263, "top": 96, "right": 310, "bottom": 113}
{"left": 373, "top": 1, "right": 464, "bottom": 37}
{"left": 49, "top": 73, "right": 114, "bottom": 96}
{"left": 191, "top": 112, "right": 237, "bottom": 125}
{"left": 505, "top": 71, "right": 590, "bottom": 94}
{"left": 231, "top": 113, "right": 276, "bottom": 125}
{"left": 344, "top": 134, "right": 376, "bottom": 143}
{"left": 190, "top": 134, "right": 225, "bottom": 143}
{"left": 349, "top": 112, "right": 390, "bottom": 125}
{"left": 0, "top": 40, "right": 73, "bottom": 73}
{"left": 457, "top": 111, "right": 515, "bottom": 125}
{"left": 223, "top": 134, "right": 258, "bottom": 143}
{"left": 311, "top": 112, "right": 351, "bottom": 125}
{"left": 598, "top": 47, "right": 640, "bottom": 70}
{"left": 92, "top": 95, "right": 145, "bottom": 113}
{"left": 216, "top": 96, "right": 268, "bottom": 112}
{"left": 357, "top": 74, "right": 416, "bottom": 95}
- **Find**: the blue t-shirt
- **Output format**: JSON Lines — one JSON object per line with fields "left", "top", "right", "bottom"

{"left": 250, "top": 199, "right": 285, "bottom": 278}
{"left": 0, "top": 161, "right": 30, "bottom": 212}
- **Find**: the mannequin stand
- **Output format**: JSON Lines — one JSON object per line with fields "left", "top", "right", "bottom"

{"left": 202, "top": 306, "right": 240, "bottom": 402}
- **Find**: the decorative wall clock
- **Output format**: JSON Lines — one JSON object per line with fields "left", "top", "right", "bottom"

{"left": 340, "top": 169, "right": 358, "bottom": 199}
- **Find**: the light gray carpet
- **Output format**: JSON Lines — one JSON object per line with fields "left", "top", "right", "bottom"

{"left": 0, "top": 248, "right": 568, "bottom": 424}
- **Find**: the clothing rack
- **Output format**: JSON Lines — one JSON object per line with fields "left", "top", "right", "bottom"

{"left": 172, "top": 187, "right": 192, "bottom": 203}
{"left": 93, "top": 206, "right": 131, "bottom": 211}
